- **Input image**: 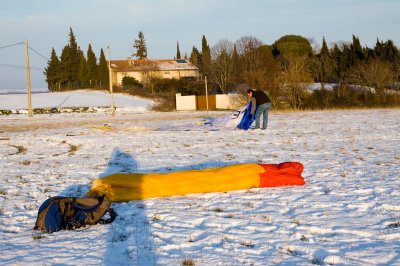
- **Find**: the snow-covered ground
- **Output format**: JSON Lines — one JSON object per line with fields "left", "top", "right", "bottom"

{"left": 0, "top": 90, "right": 153, "bottom": 113}
{"left": 0, "top": 91, "right": 399, "bottom": 265}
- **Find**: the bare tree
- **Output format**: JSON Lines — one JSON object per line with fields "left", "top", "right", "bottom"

{"left": 234, "top": 36, "right": 265, "bottom": 87}
{"left": 278, "top": 55, "right": 313, "bottom": 110}
{"left": 139, "top": 62, "right": 161, "bottom": 94}
{"left": 345, "top": 58, "right": 394, "bottom": 92}
{"left": 209, "top": 39, "right": 235, "bottom": 93}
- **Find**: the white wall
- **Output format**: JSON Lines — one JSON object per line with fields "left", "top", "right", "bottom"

{"left": 175, "top": 93, "right": 197, "bottom": 111}
{"left": 176, "top": 93, "right": 243, "bottom": 111}
{"left": 215, "top": 94, "right": 242, "bottom": 109}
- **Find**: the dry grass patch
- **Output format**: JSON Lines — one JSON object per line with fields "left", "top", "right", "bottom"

{"left": 9, "top": 145, "right": 27, "bottom": 155}
{"left": 32, "top": 234, "right": 46, "bottom": 240}
{"left": 213, "top": 207, "right": 223, "bottom": 212}
{"left": 388, "top": 221, "right": 400, "bottom": 228}
{"left": 181, "top": 258, "right": 195, "bottom": 266}
{"left": 240, "top": 240, "right": 255, "bottom": 248}
{"left": 68, "top": 144, "right": 80, "bottom": 155}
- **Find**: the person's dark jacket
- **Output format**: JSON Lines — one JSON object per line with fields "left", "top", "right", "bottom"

{"left": 250, "top": 90, "right": 271, "bottom": 114}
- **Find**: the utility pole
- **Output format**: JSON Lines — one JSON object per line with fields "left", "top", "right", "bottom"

{"left": 205, "top": 76, "right": 209, "bottom": 111}
{"left": 108, "top": 46, "right": 115, "bottom": 116}
{"left": 25, "top": 39, "right": 33, "bottom": 117}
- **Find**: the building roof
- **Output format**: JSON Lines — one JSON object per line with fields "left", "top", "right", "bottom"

{"left": 110, "top": 59, "right": 198, "bottom": 72}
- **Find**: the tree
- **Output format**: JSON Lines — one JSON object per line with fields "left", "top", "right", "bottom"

{"left": 234, "top": 36, "right": 265, "bottom": 88}
{"left": 77, "top": 50, "right": 87, "bottom": 87}
{"left": 310, "top": 37, "right": 335, "bottom": 83}
{"left": 229, "top": 45, "right": 241, "bottom": 85}
{"left": 189, "top": 46, "right": 201, "bottom": 68}
{"left": 256, "top": 45, "right": 280, "bottom": 101}
{"left": 59, "top": 45, "right": 71, "bottom": 85}
{"left": 331, "top": 42, "right": 353, "bottom": 81}
{"left": 133, "top": 31, "right": 148, "bottom": 59}
{"left": 320, "top": 37, "right": 329, "bottom": 58}
{"left": 58, "top": 27, "right": 82, "bottom": 88}
{"left": 209, "top": 39, "right": 235, "bottom": 93}
{"left": 176, "top": 41, "right": 181, "bottom": 59}
{"left": 201, "top": 35, "right": 211, "bottom": 75}
{"left": 139, "top": 61, "right": 161, "bottom": 94}
{"left": 98, "top": 48, "right": 109, "bottom": 87}
{"left": 44, "top": 48, "right": 60, "bottom": 91}
{"left": 350, "top": 35, "right": 364, "bottom": 66}
{"left": 319, "top": 37, "right": 333, "bottom": 82}
{"left": 67, "top": 28, "right": 81, "bottom": 84}
{"left": 278, "top": 55, "right": 313, "bottom": 110}
{"left": 345, "top": 58, "right": 394, "bottom": 91}
{"left": 272, "top": 35, "right": 312, "bottom": 58}
{"left": 121, "top": 76, "right": 142, "bottom": 91}
{"left": 373, "top": 39, "right": 400, "bottom": 83}
{"left": 86, "top": 44, "right": 98, "bottom": 86}
{"left": 381, "top": 40, "right": 399, "bottom": 63}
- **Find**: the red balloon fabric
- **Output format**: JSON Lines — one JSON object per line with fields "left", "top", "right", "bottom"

{"left": 258, "top": 162, "right": 305, "bottom": 187}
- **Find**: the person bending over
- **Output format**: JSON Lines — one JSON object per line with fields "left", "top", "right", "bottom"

{"left": 246, "top": 89, "right": 271, "bottom": 130}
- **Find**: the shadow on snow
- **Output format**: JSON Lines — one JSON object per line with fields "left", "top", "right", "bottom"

{"left": 58, "top": 147, "right": 250, "bottom": 265}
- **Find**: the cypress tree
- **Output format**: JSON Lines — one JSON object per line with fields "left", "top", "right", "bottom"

{"left": 351, "top": 35, "right": 364, "bottom": 65}
{"left": 44, "top": 48, "right": 60, "bottom": 91}
{"left": 331, "top": 44, "right": 351, "bottom": 81}
{"left": 77, "top": 50, "right": 87, "bottom": 88}
{"left": 176, "top": 41, "right": 181, "bottom": 59}
{"left": 231, "top": 45, "right": 241, "bottom": 82}
{"left": 320, "top": 37, "right": 329, "bottom": 58}
{"left": 133, "top": 31, "right": 148, "bottom": 59}
{"left": 374, "top": 38, "right": 384, "bottom": 59}
{"left": 68, "top": 28, "right": 81, "bottom": 85}
{"left": 318, "top": 37, "right": 333, "bottom": 82}
{"left": 331, "top": 44, "right": 341, "bottom": 81}
{"left": 201, "top": 35, "right": 211, "bottom": 74}
{"left": 363, "top": 47, "right": 374, "bottom": 60}
{"left": 189, "top": 46, "right": 201, "bottom": 68}
{"left": 98, "top": 48, "right": 109, "bottom": 87}
{"left": 383, "top": 40, "right": 398, "bottom": 62}
{"left": 86, "top": 44, "right": 98, "bottom": 86}
{"left": 59, "top": 45, "right": 71, "bottom": 86}
{"left": 58, "top": 28, "right": 82, "bottom": 88}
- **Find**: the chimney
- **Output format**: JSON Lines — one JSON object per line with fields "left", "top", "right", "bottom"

{"left": 127, "top": 57, "right": 133, "bottom": 66}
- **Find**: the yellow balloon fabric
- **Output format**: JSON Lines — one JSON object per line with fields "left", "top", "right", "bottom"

{"left": 87, "top": 164, "right": 264, "bottom": 202}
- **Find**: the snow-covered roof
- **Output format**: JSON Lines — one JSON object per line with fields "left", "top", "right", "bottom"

{"left": 110, "top": 59, "right": 198, "bottom": 72}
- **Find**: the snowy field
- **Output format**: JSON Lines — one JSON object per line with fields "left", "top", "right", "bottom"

{"left": 0, "top": 90, "right": 153, "bottom": 113}
{"left": 0, "top": 91, "right": 399, "bottom": 265}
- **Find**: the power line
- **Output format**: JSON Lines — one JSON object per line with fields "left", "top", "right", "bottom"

{"left": 0, "top": 63, "right": 44, "bottom": 70}
{"left": 0, "top": 42, "right": 24, "bottom": 50}
{"left": 28, "top": 46, "right": 49, "bottom": 61}
{"left": 0, "top": 42, "right": 49, "bottom": 61}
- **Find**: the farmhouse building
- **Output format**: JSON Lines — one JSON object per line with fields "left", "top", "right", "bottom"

{"left": 109, "top": 58, "right": 199, "bottom": 86}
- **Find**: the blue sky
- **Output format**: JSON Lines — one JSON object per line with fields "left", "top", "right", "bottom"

{"left": 0, "top": 0, "right": 399, "bottom": 90}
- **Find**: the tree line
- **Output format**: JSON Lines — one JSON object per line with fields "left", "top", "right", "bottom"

{"left": 44, "top": 28, "right": 400, "bottom": 109}
{"left": 185, "top": 34, "right": 400, "bottom": 109}
{"left": 44, "top": 28, "right": 109, "bottom": 91}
